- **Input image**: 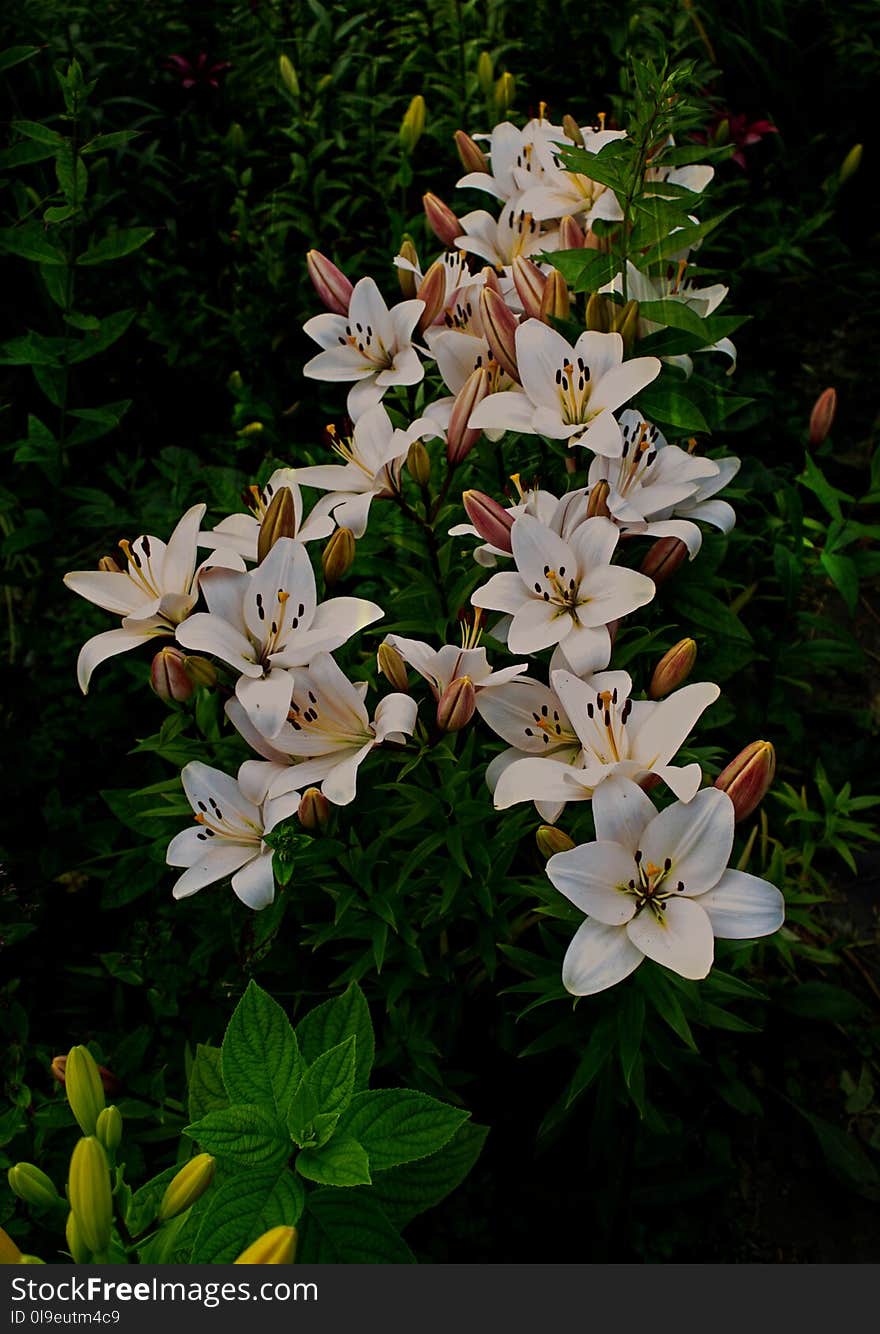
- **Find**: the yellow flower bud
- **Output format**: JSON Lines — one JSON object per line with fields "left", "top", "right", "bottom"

{"left": 436, "top": 676, "right": 476, "bottom": 732}
{"left": 278, "top": 53, "right": 300, "bottom": 98}
{"left": 476, "top": 51, "right": 494, "bottom": 95}
{"left": 399, "top": 94, "right": 426, "bottom": 153}
{"left": 406, "top": 439, "right": 432, "bottom": 487}
{"left": 536, "top": 826, "right": 575, "bottom": 859}
{"left": 65, "top": 1046, "right": 106, "bottom": 1137}
{"left": 612, "top": 298, "right": 640, "bottom": 353}
{"left": 649, "top": 638, "right": 697, "bottom": 700}
{"left": 585, "top": 291, "right": 611, "bottom": 333}
{"left": 257, "top": 485, "right": 297, "bottom": 564}
{"left": 95, "top": 1106, "right": 123, "bottom": 1156}
{"left": 377, "top": 642, "right": 409, "bottom": 692}
{"left": 839, "top": 143, "right": 862, "bottom": 183}
{"left": 586, "top": 480, "right": 611, "bottom": 519}
{"left": 234, "top": 1224, "right": 298, "bottom": 1265}
{"left": 65, "top": 1211, "right": 90, "bottom": 1264}
{"left": 228, "top": 370, "right": 244, "bottom": 391}
{"left": 237, "top": 421, "right": 264, "bottom": 437}
{"left": 183, "top": 655, "right": 217, "bottom": 689}
{"left": 8, "top": 1163, "right": 61, "bottom": 1211}
{"left": 98, "top": 555, "right": 122, "bottom": 573}
{"left": 0, "top": 1227, "right": 23, "bottom": 1264}
{"left": 540, "top": 268, "right": 570, "bottom": 323}
{"left": 297, "top": 788, "right": 331, "bottom": 832}
{"left": 67, "top": 1137, "right": 112, "bottom": 1256}
{"left": 158, "top": 1153, "right": 216, "bottom": 1222}
{"left": 321, "top": 527, "right": 356, "bottom": 585}
{"left": 714, "top": 741, "right": 776, "bottom": 823}
{"left": 562, "top": 114, "right": 584, "bottom": 147}
{"left": 494, "top": 71, "right": 515, "bottom": 116}
{"left": 396, "top": 237, "right": 419, "bottom": 299}
{"left": 17, "top": 1255, "right": 45, "bottom": 1264}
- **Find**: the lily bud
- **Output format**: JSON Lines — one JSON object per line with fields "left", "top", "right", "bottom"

{"left": 237, "top": 421, "right": 264, "bottom": 437}
{"left": 257, "top": 485, "right": 297, "bottom": 564}
{"left": 95, "top": 1105, "right": 123, "bottom": 1156}
{"left": 183, "top": 655, "right": 217, "bottom": 689}
{"left": 562, "top": 114, "right": 584, "bottom": 147}
{"left": 226, "top": 122, "right": 245, "bottom": 154}
{"left": 51, "top": 1054, "right": 120, "bottom": 1098}
{"left": 839, "top": 143, "right": 862, "bottom": 183}
{"left": 65, "top": 1212, "right": 90, "bottom": 1264}
{"left": 306, "top": 249, "right": 352, "bottom": 317}
{"left": 512, "top": 255, "right": 546, "bottom": 319}
{"left": 399, "top": 94, "right": 426, "bottom": 154}
{"left": 151, "top": 647, "right": 194, "bottom": 704}
{"left": 480, "top": 287, "right": 519, "bottom": 382}
{"left": 808, "top": 387, "right": 837, "bottom": 447}
{"left": 234, "top": 1224, "right": 299, "bottom": 1265}
{"left": 649, "top": 638, "right": 697, "bottom": 700}
{"left": 67, "top": 1137, "right": 112, "bottom": 1256}
{"left": 65, "top": 1046, "right": 106, "bottom": 1137}
{"left": 396, "top": 237, "right": 419, "bottom": 299}
{"left": 640, "top": 536, "right": 688, "bottom": 586}
{"left": 98, "top": 555, "right": 121, "bottom": 573}
{"left": 480, "top": 265, "right": 502, "bottom": 294}
{"left": 536, "top": 826, "right": 575, "bottom": 859}
{"left": 494, "top": 71, "right": 515, "bottom": 117}
{"left": 407, "top": 438, "right": 432, "bottom": 487}
{"left": 585, "top": 291, "right": 611, "bottom": 333}
{"left": 159, "top": 1153, "right": 217, "bottom": 1222}
{"left": 278, "top": 53, "right": 300, "bottom": 98}
{"left": 18, "top": 1256, "right": 45, "bottom": 1264}
{"left": 454, "top": 129, "right": 488, "bottom": 175}
{"left": 298, "top": 787, "right": 331, "bottom": 831}
{"left": 416, "top": 259, "right": 448, "bottom": 333}
{"left": 586, "top": 480, "right": 611, "bottom": 518}
{"left": 540, "top": 268, "right": 570, "bottom": 323}
{"left": 321, "top": 527, "right": 355, "bottom": 585}
{"left": 0, "top": 1227, "right": 22, "bottom": 1263}
{"left": 462, "top": 489, "right": 514, "bottom": 553}
{"left": 559, "top": 215, "right": 585, "bottom": 250}
{"left": 714, "top": 740, "right": 776, "bottom": 823}
{"left": 476, "top": 51, "right": 494, "bottom": 94}
{"left": 8, "top": 1163, "right": 61, "bottom": 1211}
{"left": 611, "top": 298, "right": 639, "bottom": 352}
{"left": 423, "top": 192, "right": 462, "bottom": 247}
{"left": 436, "top": 675, "right": 476, "bottom": 732}
{"left": 377, "top": 642, "right": 409, "bottom": 692}
{"left": 447, "top": 367, "right": 490, "bottom": 466}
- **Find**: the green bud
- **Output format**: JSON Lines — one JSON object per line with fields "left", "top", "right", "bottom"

{"left": 96, "top": 1105, "right": 123, "bottom": 1155}
{"left": 158, "top": 1153, "right": 216, "bottom": 1222}
{"left": 839, "top": 143, "right": 862, "bottom": 183}
{"left": 65, "top": 1211, "right": 90, "bottom": 1264}
{"left": 278, "top": 53, "right": 300, "bottom": 98}
{"left": 8, "top": 1163, "right": 61, "bottom": 1211}
{"left": 65, "top": 1046, "right": 106, "bottom": 1137}
{"left": 476, "top": 51, "right": 494, "bottom": 95}
{"left": 67, "top": 1137, "right": 112, "bottom": 1256}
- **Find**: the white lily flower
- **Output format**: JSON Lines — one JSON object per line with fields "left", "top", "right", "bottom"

{"left": 546, "top": 776, "right": 785, "bottom": 995}
{"left": 471, "top": 513, "right": 655, "bottom": 674}
{"left": 423, "top": 330, "right": 518, "bottom": 440}
{"left": 492, "top": 667, "right": 719, "bottom": 812}
{"left": 673, "top": 456, "right": 741, "bottom": 535}
{"left": 469, "top": 323, "right": 660, "bottom": 458}
{"left": 607, "top": 261, "right": 736, "bottom": 376}
{"left": 479, "top": 673, "right": 585, "bottom": 824}
{"left": 64, "top": 503, "right": 244, "bottom": 694}
{"left": 176, "top": 537, "right": 383, "bottom": 737}
{"left": 198, "top": 469, "right": 336, "bottom": 561}
{"left": 293, "top": 405, "right": 439, "bottom": 538}
{"left": 455, "top": 205, "right": 559, "bottom": 270}
{"left": 516, "top": 125, "right": 627, "bottom": 228}
{"left": 303, "top": 276, "right": 425, "bottom": 418}
{"left": 166, "top": 761, "right": 288, "bottom": 910}
{"left": 457, "top": 117, "right": 569, "bottom": 201}
{"left": 449, "top": 478, "right": 560, "bottom": 567}
{"left": 382, "top": 624, "right": 528, "bottom": 702}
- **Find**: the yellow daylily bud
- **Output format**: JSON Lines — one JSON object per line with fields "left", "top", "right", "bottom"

{"left": 476, "top": 51, "right": 494, "bottom": 95}
{"left": 321, "top": 527, "right": 356, "bottom": 585}
{"left": 377, "top": 642, "right": 409, "bottom": 692}
{"left": 399, "top": 94, "right": 426, "bottom": 153}
{"left": 540, "top": 268, "right": 570, "bottom": 323}
{"left": 839, "top": 143, "right": 862, "bottom": 183}
{"left": 611, "top": 298, "right": 639, "bottom": 350}
{"left": 158, "top": 1153, "right": 216, "bottom": 1222}
{"left": 0, "top": 1226, "right": 23, "bottom": 1264}
{"left": 808, "top": 387, "right": 837, "bottom": 447}
{"left": 228, "top": 369, "right": 244, "bottom": 391}
{"left": 151, "top": 646, "right": 194, "bottom": 704}
{"left": 17, "top": 1255, "right": 45, "bottom": 1264}
{"left": 183, "top": 655, "right": 217, "bottom": 689}
{"left": 436, "top": 676, "right": 476, "bottom": 732}
{"left": 406, "top": 439, "right": 432, "bottom": 487}
{"left": 257, "top": 485, "right": 297, "bottom": 564}
{"left": 278, "top": 53, "right": 300, "bottom": 98}
{"left": 714, "top": 741, "right": 776, "bottom": 823}
{"left": 65, "top": 1046, "right": 106, "bottom": 1136}
{"left": 536, "top": 826, "right": 576, "bottom": 859}
{"left": 95, "top": 1105, "right": 123, "bottom": 1156}
{"left": 227, "top": 122, "right": 245, "bottom": 154}
{"left": 234, "top": 1225, "right": 298, "bottom": 1265}
{"left": 586, "top": 480, "right": 611, "bottom": 519}
{"left": 65, "top": 1211, "right": 90, "bottom": 1264}
{"left": 8, "top": 1163, "right": 61, "bottom": 1211}
{"left": 396, "top": 237, "right": 419, "bottom": 299}
{"left": 297, "top": 788, "right": 331, "bottom": 832}
{"left": 649, "top": 638, "right": 697, "bottom": 700}
{"left": 494, "top": 71, "right": 515, "bottom": 117}
{"left": 67, "top": 1137, "right": 112, "bottom": 1256}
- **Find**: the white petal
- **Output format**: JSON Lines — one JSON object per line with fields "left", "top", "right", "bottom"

{"left": 231, "top": 850, "right": 276, "bottom": 909}
{"left": 166, "top": 825, "right": 210, "bottom": 867}
{"left": 629, "top": 682, "right": 720, "bottom": 768}
{"left": 546, "top": 842, "right": 637, "bottom": 923}
{"left": 626, "top": 897, "right": 714, "bottom": 979}
{"left": 176, "top": 612, "right": 258, "bottom": 677}
{"left": 551, "top": 623, "right": 611, "bottom": 675}
{"left": 576, "top": 408, "right": 624, "bottom": 458}
{"left": 373, "top": 692, "right": 418, "bottom": 741}
{"left": 331, "top": 489, "right": 375, "bottom": 538}
{"left": 171, "top": 844, "right": 257, "bottom": 899}
{"left": 562, "top": 919, "right": 644, "bottom": 996}
{"left": 320, "top": 742, "right": 375, "bottom": 806}
{"left": 64, "top": 570, "right": 151, "bottom": 618}
{"left": 683, "top": 498, "right": 736, "bottom": 533}
{"left": 568, "top": 515, "right": 619, "bottom": 571}
{"left": 588, "top": 356, "right": 661, "bottom": 414}
{"left": 493, "top": 756, "right": 591, "bottom": 809}
{"left": 225, "top": 697, "right": 291, "bottom": 762}
{"left": 515, "top": 319, "right": 575, "bottom": 412}
{"left": 639, "top": 787, "right": 734, "bottom": 894}
{"left": 591, "top": 774, "right": 657, "bottom": 850}
{"left": 75, "top": 627, "right": 159, "bottom": 693}
{"left": 577, "top": 565, "right": 655, "bottom": 626}
{"left": 511, "top": 513, "right": 576, "bottom": 590}
{"left": 181, "top": 761, "right": 261, "bottom": 828}
{"left": 507, "top": 598, "right": 569, "bottom": 654}
{"left": 471, "top": 571, "right": 529, "bottom": 615}
{"left": 197, "top": 567, "right": 249, "bottom": 631}
{"left": 236, "top": 667, "right": 295, "bottom": 739}
{"left": 347, "top": 376, "right": 385, "bottom": 418}
{"left": 696, "top": 869, "right": 785, "bottom": 939}
{"left": 237, "top": 758, "right": 288, "bottom": 805}
{"left": 468, "top": 390, "right": 537, "bottom": 435}
{"left": 274, "top": 597, "right": 383, "bottom": 666}
{"left": 162, "top": 503, "right": 205, "bottom": 596}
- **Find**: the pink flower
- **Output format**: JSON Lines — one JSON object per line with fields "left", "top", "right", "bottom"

{"left": 163, "top": 53, "right": 232, "bottom": 91}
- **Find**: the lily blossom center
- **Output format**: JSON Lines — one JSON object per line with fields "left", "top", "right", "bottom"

{"left": 624, "top": 848, "right": 685, "bottom": 920}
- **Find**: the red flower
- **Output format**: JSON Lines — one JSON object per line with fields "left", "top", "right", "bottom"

{"left": 163, "top": 53, "right": 231, "bottom": 91}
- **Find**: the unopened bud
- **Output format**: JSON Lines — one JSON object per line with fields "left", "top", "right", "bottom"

{"left": 476, "top": 51, "right": 494, "bottom": 94}
{"left": 536, "top": 826, "right": 575, "bottom": 859}
{"left": 297, "top": 787, "right": 331, "bottom": 832}
{"left": 378, "top": 642, "right": 409, "bottom": 692}
{"left": 306, "top": 250, "right": 353, "bottom": 317}
{"left": 95, "top": 1105, "right": 123, "bottom": 1156}
{"left": 159, "top": 1153, "right": 216, "bottom": 1222}
{"left": 480, "top": 287, "right": 519, "bottom": 382}
{"left": 436, "top": 675, "right": 476, "bottom": 732}
{"left": 640, "top": 536, "right": 688, "bottom": 586}
{"left": 228, "top": 369, "right": 244, "bottom": 391}
{"left": 585, "top": 291, "right": 611, "bottom": 332}
{"left": 423, "top": 192, "right": 462, "bottom": 247}
{"left": 586, "top": 480, "right": 611, "bottom": 518}
{"left": 227, "top": 122, "right": 245, "bottom": 154}
{"left": 65, "top": 1212, "right": 90, "bottom": 1264}
{"left": 447, "top": 367, "right": 490, "bottom": 466}
{"left": 257, "top": 485, "right": 297, "bottom": 564}
{"left": 182, "top": 655, "right": 217, "bottom": 689}
{"left": 151, "top": 646, "right": 194, "bottom": 704}
{"left": 17, "top": 1255, "right": 45, "bottom": 1264}
{"left": 839, "top": 143, "right": 862, "bottom": 183}
{"left": 234, "top": 1224, "right": 299, "bottom": 1265}
{"left": 64, "top": 1046, "right": 106, "bottom": 1137}
{"left": 399, "top": 94, "right": 426, "bottom": 153}
{"left": 51, "top": 1054, "right": 120, "bottom": 1098}
{"left": 98, "top": 555, "right": 121, "bottom": 573}
{"left": 462, "top": 489, "right": 514, "bottom": 553}
{"left": 559, "top": 215, "right": 585, "bottom": 250}
{"left": 611, "top": 298, "right": 639, "bottom": 350}
{"left": 512, "top": 255, "right": 547, "bottom": 319}
{"left": 714, "top": 741, "right": 776, "bottom": 823}
{"left": 562, "top": 114, "right": 584, "bottom": 147}
{"left": 808, "top": 387, "right": 837, "bottom": 447}
{"left": 237, "top": 421, "right": 264, "bottom": 437}
{"left": 540, "top": 268, "right": 570, "bottom": 323}
{"left": 480, "top": 265, "right": 501, "bottom": 294}
{"left": 454, "top": 129, "right": 488, "bottom": 174}
{"left": 67, "top": 1137, "right": 112, "bottom": 1256}
{"left": 396, "top": 237, "right": 419, "bottom": 298}
{"left": 0, "top": 1227, "right": 22, "bottom": 1264}
{"left": 8, "top": 1163, "right": 61, "bottom": 1212}
{"left": 416, "top": 259, "right": 448, "bottom": 333}
{"left": 278, "top": 53, "right": 300, "bottom": 97}
{"left": 649, "top": 638, "right": 697, "bottom": 699}
{"left": 407, "top": 438, "right": 432, "bottom": 487}
{"left": 494, "top": 71, "right": 515, "bottom": 117}
{"left": 321, "top": 527, "right": 355, "bottom": 585}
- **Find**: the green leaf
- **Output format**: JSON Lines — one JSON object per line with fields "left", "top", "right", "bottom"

{"left": 187, "top": 1044, "right": 228, "bottom": 1122}
{"left": 55, "top": 144, "right": 87, "bottom": 205}
{"left": 642, "top": 209, "right": 733, "bottom": 265}
{"left": 544, "top": 248, "right": 620, "bottom": 293}
{"left": 66, "top": 309, "right": 136, "bottom": 363}
{"left": 191, "top": 1167, "right": 305, "bottom": 1264}
{"left": 368, "top": 1122, "right": 489, "bottom": 1227}
{"left": 781, "top": 981, "right": 865, "bottom": 1022}
{"left": 127, "top": 1166, "right": 179, "bottom": 1235}
{"left": 81, "top": 131, "right": 141, "bottom": 155}
{"left": 799, "top": 453, "right": 853, "bottom": 521}
{"left": 77, "top": 228, "right": 155, "bottom": 266}
{"left": 297, "top": 1189, "right": 415, "bottom": 1263}
{"left": 797, "top": 1108, "right": 879, "bottom": 1190}
{"left": 635, "top": 380, "right": 709, "bottom": 433}
{"left": 556, "top": 141, "right": 630, "bottom": 192}
{"left": 295, "top": 982, "right": 374, "bottom": 1089}
{"left": 336, "top": 1088, "right": 469, "bottom": 1171}
{"left": 10, "top": 119, "right": 65, "bottom": 146}
{"left": 618, "top": 990, "right": 645, "bottom": 1087}
{"left": 819, "top": 551, "right": 859, "bottom": 614}
{"left": 184, "top": 1104, "right": 290, "bottom": 1167}
{"left": 288, "top": 1036, "right": 357, "bottom": 1148}
{"left": 637, "top": 299, "right": 712, "bottom": 341}
{"left": 0, "top": 46, "right": 41, "bottom": 74}
{"left": 0, "top": 224, "right": 67, "bottom": 265}
{"left": 297, "top": 1135, "right": 372, "bottom": 1186}
{"left": 221, "top": 980, "right": 305, "bottom": 1120}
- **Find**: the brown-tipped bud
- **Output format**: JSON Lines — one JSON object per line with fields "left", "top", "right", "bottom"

{"left": 559, "top": 215, "right": 585, "bottom": 250}
{"left": 257, "top": 485, "right": 297, "bottom": 564}
{"left": 562, "top": 114, "right": 584, "bottom": 147}
{"left": 447, "top": 367, "right": 490, "bottom": 466}
{"left": 480, "top": 265, "right": 502, "bottom": 294}
{"left": 649, "top": 638, "right": 697, "bottom": 700}
{"left": 586, "top": 480, "right": 611, "bottom": 518}
{"left": 297, "top": 787, "right": 331, "bottom": 832}
{"left": 585, "top": 291, "right": 611, "bottom": 333}
{"left": 540, "top": 268, "right": 571, "bottom": 323}
{"left": 536, "top": 826, "right": 576, "bottom": 859}
{"left": 436, "top": 675, "right": 476, "bottom": 732}
{"left": 159, "top": 1153, "right": 217, "bottom": 1222}
{"left": 51, "top": 1055, "right": 120, "bottom": 1098}
{"left": 182, "top": 655, "right": 217, "bottom": 689}
{"left": 234, "top": 1225, "right": 298, "bottom": 1265}
{"left": 396, "top": 237, "right": 419, "bottom": 299}
{"left": 377, "top": 642, "right": 409, "bottom": 692}
{"left": 416, "top": 259, "right": 448, "bottom": 334}
{"left": 306, "top": 250, "right": 352, "bottom": 316}
{"left": 98, "top": 555, "right": 121, "bottom": 573}
{"left": 476, "top": 51, "right": 494, "bottom": 95}
{"left": 808, "top": 387, "right": 837, "bottom": 447}
{"left": 715, "top": 741, "right": 776, "bottom": 823}
{"left": 640, "top": 536, "right": 688, "bottom": 587}
{"left": 512, "top": 255, "right": 547, "bottom": 319}
{"left": 494, "top": 71, "right": 515, "bottom": 117}
{"left": 480, "top": 287, "right": 519, "bottom": 382}
{"left": 151, "top": 647, "right": 194, "bottom": 704}
{"left": 423, "top": 192, "right": 462, "bottom": 247}
{"left": 607, "top": 617, "right": 620, "bottom": 649}
{"left": 455, "top": 129, "right": 488, "bottom": 175}
{"left": 463, "top": 489, "right": 514, "bottom": 552}
{"left": 321, "top": 527, "right": 355, "bottom": 585}
{"left": 407, "top": 438, "right": 432, "bottom": 487}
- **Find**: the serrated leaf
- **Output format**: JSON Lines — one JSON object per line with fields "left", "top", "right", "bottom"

{"left": 191, "top": 1167, "right": 305, "bottom": 1263}
{"left": 222, "top": 980, "right": 304, "bottom": 1120}
{"left": 297, "top": 1189, "right": 414, "bottom": 1263}
{"left": 336, "top": 1088, "right": 469, "bottom": 1171}
{"left": 295, "top": 982, "right": 374, "bottom": 1089}
{"left": 288, "top": 1036, "right": 357, "bottom": 1148}
{"left": 187, "top": 1044, "right": 228, "bottom": 1121}
{"left": 296, "top": 1135, "right": 372, "bottom": 1186}
{"left": 184, "top": 1104, "right": 290, "bottom": 1167}
{"left": 126, "top": 1166, "right": 179, "bottom": 1235}
{"left": 368, "top": 1122, "right": 488, "bottom": 1227}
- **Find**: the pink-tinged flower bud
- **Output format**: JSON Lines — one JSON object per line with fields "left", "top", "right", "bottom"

{"left": 454, "top": 129, "right": 488, "bottom": 174}
{"left": 640, "top": 536, "right": 688, "bottom": 586}
{"left": 257, "top": 485, "right": 296, "bottom": 564}
{"left": 559, "top": 215, "right": 585, "bottom": 250}
{"left": 298, "top": 787, "right": 330, "bottom": 831}
{"left": 306, "top": 249, "right": 352, "bottom": 317}
{"left": 416, "top": 259, "right": 448, "bottom": 333}
{"left": 585, "top": 291, "right": 610, "bottom": 332}
{"left": 396, "top": 237, "right": 419, "bottom": 299}
{"left": 183, "top": 655, "right": 217, "bottom": 689}
{"left": 377, "top": 642, "right": 409, "bottom": 692}
{"left": 321, "top": 527, "right": 355, "bottom": 585}
{"left": 480, "top": 287, "right": 520, "bottom": 383}
{"left": 98, "top": 555, "right": 121, "bottom": 573}
{"left": 714, "top": 740, "right": 776, "bottom": 823}
{"left": 540, "top": 268, "right": 570, "bottom": 323}
{"left": 462, "top": 489, "right": 514, "bottom": 553}
{"left": 649, "top": 638, "right": 697, "bottom": 700}
{"left": 536, "top": 826, "right": 575, "bottom": 859}
{"left": 808, "top": 387, "right": 837, "bottom": 447}
{"left": 436, "top": 675, "right": 476, "bottom": 732}
{"left": 586, "top": 480, "right": 611, "bottom": 518}
{"left": 151, "top": 647, "right": 194, "bottom": 703}
{"left": 423, "top": 192, "right": 462, "bottom": 247}
{"left": 512, "top": 255, "right": 547, "bottom": 319}
{"left": 51, "top": 1055, "right": 120, "bottom": 1098}
{"left": 584, "top": 227, "right": 607, "bottom": 251}
{"left": 480, "top": 265, "right": 502, "bottom": 295}
{"left": 234, "top": 1225, "right": 298, "bottom": 1265}
{"left": 447, "top": 366, "right": 490, "bottom": 466}
{"left": 562, "top": 114, "right": 584, "bottom": 147}
{"left": 407, "top": 439, "right": 431, "bottom": 487}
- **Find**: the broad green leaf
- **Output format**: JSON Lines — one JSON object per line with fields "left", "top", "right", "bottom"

{"left": 544, "top": 248, "right": 620, "bottom": 293}
{"left": 618, "top": 990, "right": 645, "bottom": 1087}
{"left": 191, "top": 1167, "right": 305, "bottom": 1264}
{"left": 295, "top": 983, "right": 374, "bottom": 1089}
{"left": 556, "top": 141, "right": 630, "bottom": 192}
{"left": 0, "top": 224, "right": 66, "bottom": 265}
{"left": 797, "top": 1108, "right": 879, "bottom": 1190}
{"left": 819, "top": 551, "right": 859, "bottom": 614}
{"left": 296, "top": 1135, "right": 372, "bottom": 1187}
{"left": 368, "top": 1122, "right": 489, "bottom": 1227}
{"left": 781, "top": 981, "right": 864, "bottom": 1022}
{"left": 297, "top": 1189, "right": 414, "bottom": 1263}
{"left": 55, "top": 145, "right": 87, "bottom": 205}
{"left": 288, "top": 1036, "right": 357, "bottom": 1149}
{"left": 77, "top": 228, "right": 155, "bottom": 266}
{"left": 126, "top": 1166, "right": 178, "bottom": 1234}
{"left": 66, "top": 309, "right": 136, "bottom": 363}
{"left": 637, "top": 299, "right": 712, "bottom": 340}
{"left": 799, "top": 453, "right": 853, "bottom": 520}
{"left": 336, "top": 1088, "right": 468, "bottom": 1171}
{"left": 187, "top": 1044, "right": 228, "bottom": 1122}
{"left": 636, "top": 381, "right": 709, "bottom": 433}
{"left": 221, "top": 980, "right": 304, "bottom": 1120}
{"left": 184, "top": 1104, "right": 289, "bottom": 1168}
{"left": 81, "top": 131, "right": 141, "bottom": 155}
{"left": 10, "top": 119, "right": 64, "bottom": 146}
{"left": 642, "top": 209, "right": 733, "bottom": 265}
{"left": 0, "top": 46, "right": 41, "bottom": 73}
